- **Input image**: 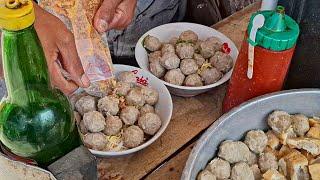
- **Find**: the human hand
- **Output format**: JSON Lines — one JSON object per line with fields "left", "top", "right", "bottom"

{"left": 33, "top": 3, "right": 90, "bottom": 95}
{"left": 93, "top": 0, "right": 137, "bottom": 33}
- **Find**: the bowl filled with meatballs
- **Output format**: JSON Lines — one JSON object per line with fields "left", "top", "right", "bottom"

{"left": 182, "top": 89, "right": 320, "bottom": 180}
{"left": 72, "top": 64, "right": 173, "bottom": 157}
{"left": 135, "top": 22, "right": 238, "bottom": 97}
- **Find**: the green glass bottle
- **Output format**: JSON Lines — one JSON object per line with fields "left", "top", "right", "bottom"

{"left": 0, "top": 1, "right": 80, "bottom": 166}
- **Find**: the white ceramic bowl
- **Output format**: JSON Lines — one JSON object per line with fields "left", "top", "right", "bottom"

{"left": 80, "top": 65, "right": 173, "bottom": 157}
{"left": 135, "top": 22, "right": 239, "bottom": 97}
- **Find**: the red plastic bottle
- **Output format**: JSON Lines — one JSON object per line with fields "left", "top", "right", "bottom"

{"left": 223, "top": 6, "right": 299, "bottom": 113}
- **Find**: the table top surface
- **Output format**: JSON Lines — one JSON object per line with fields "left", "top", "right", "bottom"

{"left": 98, "top": 3, "right": 261, "bottom": 180}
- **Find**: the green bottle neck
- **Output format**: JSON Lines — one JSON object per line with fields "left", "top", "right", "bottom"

{"left": 2, "top": 25, "right": 51, "bottom": 104}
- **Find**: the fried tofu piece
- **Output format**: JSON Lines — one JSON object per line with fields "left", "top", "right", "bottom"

{"left": 306, "top": 126, "right": 320, "bottom": 139}
{"left": 309, "top": 163, "right": 320, "bottom": 180}
{"left": 301, "top": 149, "right": 315, "bottom": 162}
{"left": 278, "top": 126, "right": 297, "bottom": 145}
{"left": 278, "top": 145, "right": 299, "bottom": 159}
{"left": 309, "top": 117, "right": 320, "bottom": 127}
{"left": 266, "top": 130, "right": 280, "bottom": 150}
{"left": 287, "top": 137, "right": 320, "bottom": 156}
{"left": 262, "top": 169, "right": 286, "bottom": 180}
{"left": 278, "top": 151, "right": 309, "bottom": 180}
{"left": 310, "top": 156, "right": 320, "bottom": 164}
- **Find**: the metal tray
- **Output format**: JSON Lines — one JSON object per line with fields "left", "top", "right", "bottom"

{"left": 182, "top": 89, "right": 320, "bottom": 180}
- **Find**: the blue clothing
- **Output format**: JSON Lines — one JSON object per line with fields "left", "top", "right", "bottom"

{"left": 107, "top": 0, "right": 187, "bottom": 57}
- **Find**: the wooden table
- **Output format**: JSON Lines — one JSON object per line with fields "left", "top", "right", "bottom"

{"left": 98, "top": 3, "right": 260, "bottom": 180}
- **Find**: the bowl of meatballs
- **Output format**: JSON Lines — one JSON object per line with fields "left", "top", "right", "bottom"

{"left": 182, "top": 89, "right": 320, "bottom": 180}
{"left": 135, "top": 22, "right": 238, "bottom": 97}
{"left": 72, "top": 64, "right": 173, "bottom": 157}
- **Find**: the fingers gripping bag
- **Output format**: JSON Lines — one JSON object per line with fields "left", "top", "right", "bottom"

{"left": 40, "top": 0, "right": 114, "bottom": 97}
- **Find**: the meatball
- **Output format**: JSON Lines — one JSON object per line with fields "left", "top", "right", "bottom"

{"left": 218, "top": 140, "right": 250, "bottom": 164}
{"left": 195, "top": 40, "right": 203, "bottom": 53}
{"left": 83, "top": 111, "right": 106, "bottom": 133}
{"left": 160, "top": 52, "right": 180, "bottom": 70}
{"left": 120, "top": 106, "right": 140, "bottom": 125}
{"left": 149, "top": 61, "right": 166, "bottom": 78}
{"left": 180, "top": 59, "right": 198, "bottom": 75}
{"left": 164, "top": 69, "right": 185, "bottom": 86}
{"left": 169, "top": 37, "right": 179, "bottom": 45}
{"left": 98, "top": 96, "right": 120, "bottom": 116}
{"left": 206, "top": 158, "right": 230, "bottom": 179}
{"left": 244, "top": 130, "right": 268, "bottom": 154}
{"left": 141, "top": 86, "right": 159, "bottom": 105}
{"left": 123, "top": 125, "right": 144, "bottom": 148}
{"left": 231, "top": 162, "right": 254, "bottom": 180}
{"left": 148, "top": 51, "right": 162, "bottom": 63}
{"left": 200, "top": 37, "right": 222, "bottom": 59}
{"left": 161, "top": 43, "right": 175, "bottom": 54}
{"left": 267, "top": 111, "right": 292, "bottom": 134}
{"left": 258, "top": 152, "right": 278, "bottom": 173}
{"left": 75, "top": 95, "right": 96, "bottom": 115}
{"left": 200, "top": 67, "right": 222, "bottom": 85}
{"left": 250, "top": 164, "right": 262, "bottom": 180}
{"left": 292, "top": 114, "right": 310, "bottom": 136}
{"left": 140, "top": 104, "right": 155, "bottom": 115}
{"left": 184, "top": 74, "right": 203, "bottom": 87}
{"left": 197, "top": 170, "right": 216, "bottom": 180}
{"left": 117, "top": 71, "right": 136, "bottom": 86}
{"left": 176, "top": 43, "right": 195, "bottom": 59}
{"left": 126, "top": 87, "right": 145, "bottom": 107}
{"left": 103, "top": 116, "right": 123, "bottom": 136}
{"left": 247, "top": 151, "right": 258, "bottom": 166}
{"left": 210, "top": 51, "right": 233, "bottom": 73}
{"left": 143, "top": 35, "right": 162, "bottom": 51}
{"left": 79, "top": 120, "right": 88, "bottom": 134}
{"left": 194, "top": 53, "right": 206, "bottom": 67}
{"left": 138, "top": 112, "right": 162, "bottom": 135}
{"left": 179, "top": 30, "right": 198, "bottom": 43}
{"left": 115, "top": 82, "right": 131, "bottom": 96}
{"left": 83, "top": 133, "right": 107, "bottom": 150}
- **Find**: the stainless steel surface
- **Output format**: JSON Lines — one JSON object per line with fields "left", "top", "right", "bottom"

{"left": 182, "top": 89, "right": 320, "bottom": 180}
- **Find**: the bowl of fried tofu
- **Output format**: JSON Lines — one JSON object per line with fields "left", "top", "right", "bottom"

{"left": 182, "top": 89, "right": 320, "bottom": 180}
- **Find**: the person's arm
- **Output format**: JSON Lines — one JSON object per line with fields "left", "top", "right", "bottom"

{"left": 93, "top": 0, "right": 137, "bottom": 33}
{"left": 33, "top": 3, "right": 90, "bottom": 95}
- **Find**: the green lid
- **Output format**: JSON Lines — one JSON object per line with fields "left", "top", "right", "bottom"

{"left": 248, "top": 6, "right": 300, "bottom": 51}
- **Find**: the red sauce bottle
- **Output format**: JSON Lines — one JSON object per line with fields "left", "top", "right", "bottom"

{"left": 223, "top": 6, "right": 299, "bottom": 113}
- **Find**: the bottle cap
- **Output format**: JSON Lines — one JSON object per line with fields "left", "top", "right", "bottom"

{"left": 0, "top": 0, "right": 35, "bottom": 31}
{"left": 248, "top": 6, "right": 300, "bottom": 51}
